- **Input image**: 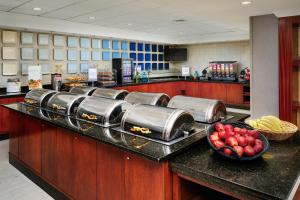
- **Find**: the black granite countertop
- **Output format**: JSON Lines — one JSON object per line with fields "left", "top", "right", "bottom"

{"left": 170, "top": 133, "right": 300, "bottom": 200}
{"left": 3, "top": 103, "right": 248, "bottom": 162}
{"left": 0, "top": 92, "right": 26, "bottom": 98}
{"left": 0, "top": 78, "right": 249, "bottom": 98}
{"left": 111, "top": 77, "right": 249, "bottom": 87}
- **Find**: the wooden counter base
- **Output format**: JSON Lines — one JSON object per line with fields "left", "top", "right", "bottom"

{"left": 8, "top": 111, "right": 172, "bottom": 200}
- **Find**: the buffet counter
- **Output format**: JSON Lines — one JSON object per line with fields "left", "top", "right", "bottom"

{"left": 3, "top": 102, "right": 300, "bottom": 200}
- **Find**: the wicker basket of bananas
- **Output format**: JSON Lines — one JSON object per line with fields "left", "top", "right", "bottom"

{"left": 246, "top": 116, "right": 298, "bottom": 141}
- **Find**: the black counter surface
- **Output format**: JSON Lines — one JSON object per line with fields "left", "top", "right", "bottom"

{"left": 3, "top": 103, "right": 248, "bottom": 162}
{"left": 170, "top": 133, "right": 300, "bottom": 200}
{"left": 110, "top": 77, "right": 249, "bottom": 87}
{"left": 0, "top": 78, "right": 249, "bottom": 98}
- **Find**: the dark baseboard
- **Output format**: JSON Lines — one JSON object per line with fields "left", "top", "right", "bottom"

{"left": 9, "top": 154, "right": 70, "bottom": 200}
{"left": 0, "top": 133, "right": 9, "bottom": 141}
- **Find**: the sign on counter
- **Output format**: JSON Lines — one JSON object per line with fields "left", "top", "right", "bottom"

{"left": 28, "top": 65, "right": 42, "bottom": 90}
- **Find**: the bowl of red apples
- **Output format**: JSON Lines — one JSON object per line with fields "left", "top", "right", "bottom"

{"left": 207, "top": 122, "right": 269, "bottom": 160}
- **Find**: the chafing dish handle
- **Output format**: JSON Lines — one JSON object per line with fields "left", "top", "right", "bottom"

{"left": 81, "top": 113, "right": 98, "bottom": 120}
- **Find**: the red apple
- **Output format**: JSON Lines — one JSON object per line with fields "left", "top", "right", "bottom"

{"left": 209, "top": 133, "right": 220, "bottom": 142}
{"left": 246, "top": 136, "right": 255, "bottom": 146}
{"left": 234, "top": 127, "right": 241, "bottom": 134}
{"left": 233, "top": 146, "right": 244, "bottom": 157}
{"left": 226, "top": 131, "right": 235, "bottom": 137}
{"left": 225, "top": 136, "right": 238, "bottom": 147}
{"left": 244, "top": 146, "right": 255, "bottom": 157}
{"left": 253, "top": 143, "right": 264, "bottom": 154}
{"left": 247, "top": 130, "right": 260, "bottom": 138}
{"left": 218, "top": 131, "right": 227, "bottom": 140}
{"left": 234, "top": 133, "right": 241, "bottom": 139}
{"left": 236, "top": 136, "right": 248, "bottom": 147}
{"left": 223, "top": 148, "right": 232, "bottom": 155}
{"left": 224, "top": 124, "right": 233, "bottom": 132}
{"left": 213, "top": 140, "right": 225, "bottom": 149}
{"left": 255, "top": 139, "right": 263, "bottom": 146}
{"left": 239, "top": 128, "right": 248, "bottom": 135}
{"left": 215, "top": 122, "right": 224, "bottom": 131}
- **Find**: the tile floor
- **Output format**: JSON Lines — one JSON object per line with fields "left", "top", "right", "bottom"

{"left": 0, "top": 139, "right": 53, "bottom": 200}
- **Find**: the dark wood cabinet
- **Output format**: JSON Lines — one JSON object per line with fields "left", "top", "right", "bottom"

{"left": 97, "top": 143, "right": 125, "bottom": 200}
{"left": 73, "top": 135, "right": 97, "bottom": 200}
{"left": 56, "top": 128, "right": 74, "bottom": 196}
{"left": 226, "top": 84, "right": 244, "bottom": 104}
{"left": 124, "top": 153, "right": 171, "bottom": 200}
{"left": 8, "top": 110, "right": 23, "bottom": 157}
{"left": 41, "top": 123, "right": 58, "bottom": 184}
{"left": 0, "top": 97, "right": 24, "bottom": 134}
{"left": 19, "top": 115, "right": 42, "bottom": 174}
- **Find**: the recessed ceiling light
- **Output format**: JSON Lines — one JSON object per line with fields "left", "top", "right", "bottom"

{"left": 33, "top": 7, "right": 42, "bottom": 11}
{"left": 89, "top": 16, "right": 95, "bottom": 20}
{"left": 173, "top": 19, "right": 187, "bottom": 23}
{"left": 127, "top": 23, "right": 132, "bottom": 26}
{"left": 241, "top": 0, "right": 252, "bottom": 5}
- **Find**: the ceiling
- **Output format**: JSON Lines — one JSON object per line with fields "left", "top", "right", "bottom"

{"left": 0, "top": 0, "right": 299, "bottom": 44}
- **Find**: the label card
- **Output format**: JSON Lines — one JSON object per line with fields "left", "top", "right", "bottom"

{"left": 28, "top": 65, "right": 42, "bottom": 90}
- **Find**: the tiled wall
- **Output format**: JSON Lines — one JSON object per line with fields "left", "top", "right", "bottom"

{"left": 0, "top": 29, "right": 170, "bottom": 87}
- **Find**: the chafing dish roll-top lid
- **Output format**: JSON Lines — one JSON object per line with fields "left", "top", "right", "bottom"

{"left": 24, "top": 89, "right": 57, "bottom": 107}
{"left": 124, "top": 92, "right": 170, "bottom": 106}
{"left": 46, "top": 92, "right": 85, "bottom": 115}
{"left": 121, "top": 104, "right": 194, "bottom": 141}
{"left": 167, "top": 95, "right": 226, "bottom": 123}
{"left": 92, "top": 88, "right": 128, "bottom": 100}
{"left": 69, "top": 86, "right": 97, "bottom": 96}
{"left": 76, "top": 96, "right": 131, "bottom": 127}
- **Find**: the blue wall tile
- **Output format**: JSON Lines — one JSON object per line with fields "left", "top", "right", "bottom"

{"left": 137, "top": 43, "right": 144, "bottom": 51}
{"left": 130, "top": 42, "right": 136, "bottom": 51}
{"left": 145, "top": 63, "right": 151, "bottom": 70}
{"left": 145, "top": 44, "right": 150, "bottom": 52}
{"left": 158, "top": 54, "right": 163, "bottom": 61}
{"left": 121, "top": 52, "right": 129, "bottom": 59}
{"left": 152, "top": 54, "right": 157, "bottom": 61}
{"left": 112, "top": 52, "right": 121, "bottom": 58}
{"left": 121, "top": 41, "right": 128, "bottom": 50}
{"left": 158, "top": 63, "right": 164, "bottom": 70}
{"left": 102, "top": 39, "right": 110, "bottom": 49}
{"left": 152, "top": 44, "right": 157, "bottom": 52}
{"left": 138, "top": 63, "right": 144, "bottom": 70}
{"left": 138, "top": 53, "right": 144, "bottom": 61}
{"left": 102, "top": 51, "right": 110, "bottom": 60}
{"left": 130, "top": 53, "right": 136, "bottom": 61}
{"left": 152, "top": 63, "right": 157, "bottom": 70}
{"left": 158, "top": 45, "right": 164, "bottom": 52}
{"left": 112, "top": 40, "right": 120, "bottom": 50}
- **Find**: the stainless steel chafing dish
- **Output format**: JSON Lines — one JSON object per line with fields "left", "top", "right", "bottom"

{"left": 121, "top": 104, "right": 194, "bottom": 142}
{"left": 24, "top": 89, "right": 57, "bottom": 107}
{"left": 69, "top": 86, "right": 97, "bottom": 96}
{"left": 46, "top": 92, "right": 85, "bottom": 115}
{"left": 124, "top": 92, "right": 170, "bottom": 106}
{"left": 167, "top": 95, "right": 227, "bottom": 123}
{"left": 76, "top": 96, "right": 131, "bottom": 127}
{"left": 92, "top": 88, "right": 128, "bottom": 100}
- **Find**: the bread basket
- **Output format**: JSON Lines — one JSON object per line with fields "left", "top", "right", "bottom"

{"left": 246, "top": 119, "right": 298, "bottom": 141}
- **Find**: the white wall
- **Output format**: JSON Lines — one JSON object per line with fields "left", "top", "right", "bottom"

{"left": 171, "top": 41, "right": 250, "bottom": 74}
{"left": 250, "top": 14, "right": 279, "bottom": 118}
